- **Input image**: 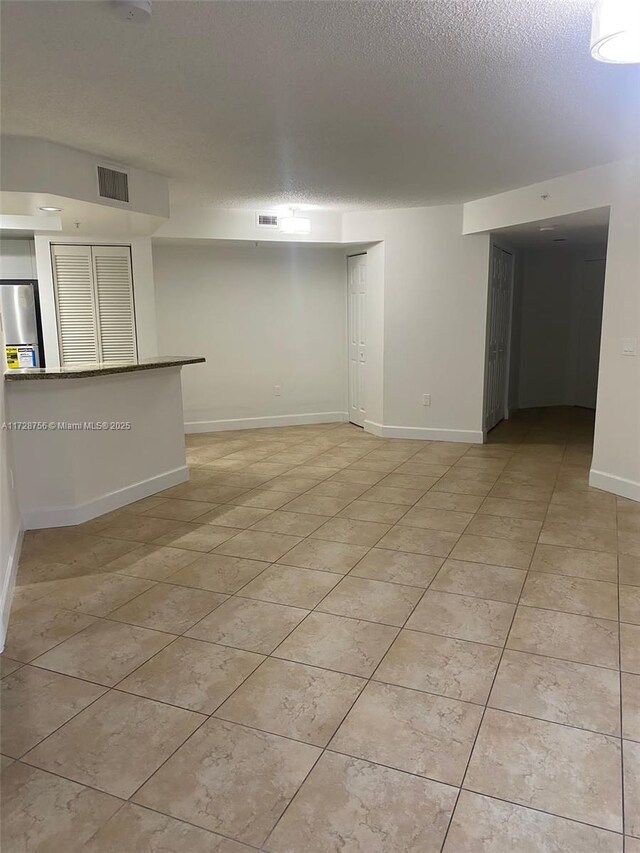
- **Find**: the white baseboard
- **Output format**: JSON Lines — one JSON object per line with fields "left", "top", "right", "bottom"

{"left": 589, "top": 469, "right": 640, "bottom": 502}
{"left": 185, "top": 411, "right": 349, "bottom": 434}
{"left": 363, "top": 420, "right": 384, "bottom": 437}
{"left": 0, "top": 523, "right": 23, "bottom": 651}
{"left": 22, "top": 465, "right": 189, "bottom": 530}
{"left": 364, "top": 420, "right": 484, "bottom": 444}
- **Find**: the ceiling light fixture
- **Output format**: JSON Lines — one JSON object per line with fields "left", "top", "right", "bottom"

{"left": 39, "top": 206, "right": 62, "bottom": 212}
{"left": 591, "top": 0, "right": 640, "bottom": 63}
{"left": 539, "top": 225, "right": 556, "bottom": 232}
{"left": 279, "top": 209, "right": 311, "bottom": 235}
{"left": 114, "top": 0, "right": 152, "bottom": 24}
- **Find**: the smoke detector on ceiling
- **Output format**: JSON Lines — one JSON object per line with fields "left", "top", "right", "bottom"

{"left": 114, "top": 0, "right": 152, "bottom": 23}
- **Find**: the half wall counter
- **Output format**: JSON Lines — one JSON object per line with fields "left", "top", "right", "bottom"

{"left": 4, "top": 356, "right": 205, "bottom": 529}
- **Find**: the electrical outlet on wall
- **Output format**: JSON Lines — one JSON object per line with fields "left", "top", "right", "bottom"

{"left": 422, "top": 394, "right": 431, "bottom": 407}
{"left": 274, "top": 385, "right": 282, "bottom": 396}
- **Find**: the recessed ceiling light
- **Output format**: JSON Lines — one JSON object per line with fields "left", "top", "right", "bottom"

{"left": 591, "top": 0, "right": 640, "bottom": 63}
{"left": 39, "top": 206, "right": 62, "bottom": 212}
{"left": 539, "top": 226, "right": 555, "bottom": 232}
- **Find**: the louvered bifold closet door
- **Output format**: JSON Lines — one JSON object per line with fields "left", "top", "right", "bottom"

{"left": 91, "top": 245, "right": 137, "bottom": 363}
{"left": 51, "top": 244, "right": 100, "bottom": 365}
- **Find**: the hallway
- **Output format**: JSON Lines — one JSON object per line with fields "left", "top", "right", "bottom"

{"left": 1, "top": 407, "right": 638, "bottom": 852}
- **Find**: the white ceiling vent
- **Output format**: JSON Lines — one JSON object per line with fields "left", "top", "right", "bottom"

{"left": 256, "top": 212, "right": 278, "bottom": 228}
{"left": 97, "top": 165, "right": 130, "bottom": 203}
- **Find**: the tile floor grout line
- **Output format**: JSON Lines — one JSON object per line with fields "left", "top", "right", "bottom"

{"left": 255, "top": 432, "right": 510, "bottom": 847}
{"left": 111, "top": 798, "right": 266, "bottom": 851}
{"left": 74, "top": 798, "right": 131, "bottom": 851}
{"left": 453, "top": 785, "right": 625, "bottom": 839}
{"left": 184, "top": 445, "right": 466, "bottom": 646}
{"left": 249, "top": 441, "right": 464, "bottom": 840}
{"left": 9, "top": 756, "right": 130, "bottom": 803}
{"left": 95, "top": 548, "right": 315, "bottom": 696}
{"left": 261, "top": 510, "right": 439, "bottom": 851}
{"left": 438, "top": 417, "right": 561, "bottom": 852}
{"left": 183, "top": 435, "right": 421, "bottom": 846}
{"left": 12, "top": 753, "right": 266, "bottom": 853}
{"left": 24, "top": 630, "right": 625, "bottom": 745}
{"left": 13, "top": 682, "right": 120, "bottom": 765}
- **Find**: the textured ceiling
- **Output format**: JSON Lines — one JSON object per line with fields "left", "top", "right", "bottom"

{"left": 1, "top": 0, "right": 639, "bottom": 209}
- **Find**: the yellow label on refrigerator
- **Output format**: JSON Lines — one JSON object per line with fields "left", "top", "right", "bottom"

{"left": 5, "top": 345, "right": 36, "bottom": 369}
{"left": 5, "top": 346, "right": 18, "bottom": 368}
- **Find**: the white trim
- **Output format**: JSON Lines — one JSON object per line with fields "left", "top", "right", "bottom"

{"left": 22, "top": 465, "right": 189, "bottom": 530}
{"left": 0, "top": 524, "right": 23, "bottom": 651}
{"left": 185, "top": 412, "right": 349, "bottom": 434}
{"left": 589, "top": 469, "right": 640, "bottom": 502}
{"left": 363, "top": 419, "right": 384, "bottom": 437}
{"left": 364, "top": 420, "right": 483, "bottom": 443}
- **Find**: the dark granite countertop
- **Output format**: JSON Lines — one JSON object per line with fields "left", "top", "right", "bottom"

{"left": 4, "top": 356, "right": 206, "bottom": 381}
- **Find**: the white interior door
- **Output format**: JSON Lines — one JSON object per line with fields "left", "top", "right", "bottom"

{"left": 484, "top": 245, "right": 514, "bottom": 432}
{"left": 348, "top": 254, "right": 367, "bottom": 427}
{"left": 574, "top": 258, "right": 606, "bottom": 409}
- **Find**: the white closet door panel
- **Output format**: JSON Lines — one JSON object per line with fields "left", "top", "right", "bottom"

{"left": 51, "top": 244, "right": 99, "bottom": 365}
{"left": 92, "top": 246, "right": 137, "bottom": 363}
{"left": 484, "top": 246, "right": 513, "bottom": 432}
{"left": 348, "top": 254, "right": 367, "bottom": 427}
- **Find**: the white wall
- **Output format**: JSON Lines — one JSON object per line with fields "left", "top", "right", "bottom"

{"left": 33, "top": 234, "right": 158, "bottom": 367}
{"left": 591, "top": 159, "right": 640, "bottom": 499}
{"left": 0, "top": 316, "right": 23, "bottom": 649}
{"left": 464, "top": 158, "right": 640, "bottom": 500}
{"left": 7, "top": 368, "right": 188, "bottom": 529}
{"left": 512, "top": 245, "right": 606, "bottom": 410}
{"left": 343, "top": 205, "right": 491, "bottom": 441}
{"left": 152, "top": 243, "right": 348, "bottom": 429}
{"left": 0, "top": 238, "right": 36, "bottom": 278}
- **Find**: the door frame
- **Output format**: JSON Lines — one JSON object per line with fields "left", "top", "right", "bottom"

{"left": 502, "top": 246, "right": 516, "bottom": 421}
{"left": 571, "top": 255, "right": 607, "bottom": 410}
{"left": 482, "top": 241, "right": 515, "bottom": 436}
{"left": 346, "top": 252, "right": 367, "bottom": 428}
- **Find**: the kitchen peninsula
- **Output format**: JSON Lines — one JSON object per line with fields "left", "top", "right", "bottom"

{"left": 4, "top": 356, "right": 205, "bottom": 529}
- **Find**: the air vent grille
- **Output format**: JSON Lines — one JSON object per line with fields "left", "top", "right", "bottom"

{"left": 97, "top": 166, "right": 129, "bottom": 203}
{"left": 257, "top": 213, "right": 278, "bottom": 228}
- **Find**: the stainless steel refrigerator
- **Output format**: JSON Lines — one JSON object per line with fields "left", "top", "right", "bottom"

{"left": 0, "top": 280, "right": 45, "bottom": 368}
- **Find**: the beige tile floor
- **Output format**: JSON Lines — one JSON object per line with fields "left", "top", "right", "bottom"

{"left": 1, "top": 406, "right": 639, "bottom": 851}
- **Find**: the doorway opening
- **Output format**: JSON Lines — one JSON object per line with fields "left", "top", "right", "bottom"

{"left": 483, "top": 207, "right": 610, "bottom": 456}
{"left": 347, "top": 252, "right": 367, "bottom": 427}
